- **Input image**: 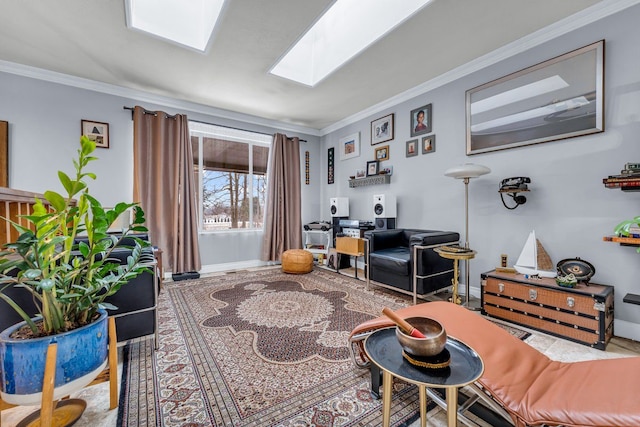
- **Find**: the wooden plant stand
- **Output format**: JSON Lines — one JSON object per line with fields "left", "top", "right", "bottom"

{"left": 0, "top": 317, "right": 118, "bottom": 427}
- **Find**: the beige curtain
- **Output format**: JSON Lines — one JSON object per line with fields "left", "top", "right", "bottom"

{"left": 132, "top": 106, "right": 201, "bottom": 274}
{"left": 261, "top": 133, "right": 302, "bottom": 261}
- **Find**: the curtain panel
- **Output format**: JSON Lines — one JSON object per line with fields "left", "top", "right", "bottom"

{"left": 133, "top": 106, "right": 201, "bottom": 274}
{"left": 261, "top": 133, "right": 302, "bottom": 261}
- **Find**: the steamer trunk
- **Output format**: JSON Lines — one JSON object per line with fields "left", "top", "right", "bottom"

{"left": 481, "top": 270, "right": 614, "bottom": 350}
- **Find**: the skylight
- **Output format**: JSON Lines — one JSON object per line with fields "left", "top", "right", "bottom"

{"left": 270, "top": 0, "right": 432, "bottom": 86}
{"left": 125, "top": 0, "right": 225, "bottom": 52}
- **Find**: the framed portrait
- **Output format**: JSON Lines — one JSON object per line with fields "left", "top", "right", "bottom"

{"left": 81, "top": 120, "right": 109, "bottom": 149}
{"left": 466, "top": 40, "right": 604, "bottom": 155}
{"left": 375, "top": 145, "right": 389, "bottom": 161}
{"left": 339, "top": 132, "right": 360, "bottom": 160}
{"left": 406, "top": 139, "right": 418, "bottom": 157}
{"left": 410, "top": 104, "right": 432, "bottom": 137}
{"left": 355, "top": 169, "right": 366, "bottom": 179}
{"left": 422, "top": 135, "right": 436, "bottom": 154}
{"left": 371, "top": 113, "right": 394, "bottom": 145}
{"left": 366, "top": 160, "right": 379, "bottom": 176}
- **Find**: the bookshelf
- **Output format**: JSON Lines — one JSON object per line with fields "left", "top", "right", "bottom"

{"left": 602, "top": 235, "right": 640, "bottom": 245}
{"left": 602, "top": 176, "right": 640, "bottom": 191}
{"left": 348, "top": 174, "right": 391, "bottom": 188}
{"left": 603, "top": 165, "right": 640, "bottom": 306}
{"left": 602, "top": 236, "right": 640, "bottom": 306}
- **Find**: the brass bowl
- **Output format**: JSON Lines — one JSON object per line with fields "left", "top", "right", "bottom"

{"left": 395, "top": 317, "right": 447, "bottom": 357}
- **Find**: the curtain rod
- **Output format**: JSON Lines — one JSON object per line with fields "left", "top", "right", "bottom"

{"left": 123, "top": 106, "right": 178, "bottom": 119}
{"left": 123, "top": 106, "right": 307, "bottom": 142}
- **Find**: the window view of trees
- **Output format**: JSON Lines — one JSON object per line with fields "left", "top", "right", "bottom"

{"left": 190, "top": 125, "right": 271, "bottom": 231}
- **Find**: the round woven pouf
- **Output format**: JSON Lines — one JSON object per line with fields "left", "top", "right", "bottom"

{"left": 281, "top": 249, "right": 314, "bottom": 274}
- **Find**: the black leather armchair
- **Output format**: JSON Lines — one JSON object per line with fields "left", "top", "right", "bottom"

{"left": 364, "top": 229, "right": 460, "bottom": 300}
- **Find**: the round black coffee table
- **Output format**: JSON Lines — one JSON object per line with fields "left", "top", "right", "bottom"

{"left": 364, "top": 327, "right": 484, "bottom": 427}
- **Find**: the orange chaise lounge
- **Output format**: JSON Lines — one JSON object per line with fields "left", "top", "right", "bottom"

{"left": 349, "top": 301, "right": 640, "bottom": 427}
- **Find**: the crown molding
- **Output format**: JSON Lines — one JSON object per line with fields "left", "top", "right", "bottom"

{"left": 0, "top": 60, "right": 322, "bottom": 138}
{"left": 320, "top": 0, "right": 640, "bottom": 136}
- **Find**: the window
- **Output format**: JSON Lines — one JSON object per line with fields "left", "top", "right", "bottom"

{"left": 190, "top": 122, "right": 271, "bottom": 231}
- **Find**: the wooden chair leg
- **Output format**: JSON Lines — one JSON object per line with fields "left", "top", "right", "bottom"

{"left": 108, "top": 317, "right": 118, "bottom": 410}
{"left": 40, "top": 342, "right": 58, "bottom": 426}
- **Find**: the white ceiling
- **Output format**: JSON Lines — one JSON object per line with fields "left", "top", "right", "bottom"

{"left": 0, "top": 0, "right": 618, "bottom": 133}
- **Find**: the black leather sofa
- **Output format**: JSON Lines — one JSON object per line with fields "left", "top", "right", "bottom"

{"left": 0, "top": 237, "right": 158, "bottom": 346}
{"left": 364, "top": 229, "right": 460, "bottom": 299}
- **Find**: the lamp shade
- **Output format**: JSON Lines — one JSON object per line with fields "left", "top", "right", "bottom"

{"left": 444, "top": 163, "right": 491, "bottom": 179}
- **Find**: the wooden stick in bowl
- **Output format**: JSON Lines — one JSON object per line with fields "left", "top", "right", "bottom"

{"left": 381, "top": 307, "right": 426, "bottom": 338}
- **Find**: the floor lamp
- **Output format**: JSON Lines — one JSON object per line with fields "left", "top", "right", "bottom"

{"left": 444, "top": 163, "right": 491, "bottom": 309}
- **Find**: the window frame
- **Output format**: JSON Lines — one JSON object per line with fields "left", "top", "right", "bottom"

{"left": 189, "top": 122, "right": 271, "bottom": 233}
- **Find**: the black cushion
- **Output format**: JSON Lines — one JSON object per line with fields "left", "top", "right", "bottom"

{"left": 369, "top": 247, "right": 411, "bottom": 276}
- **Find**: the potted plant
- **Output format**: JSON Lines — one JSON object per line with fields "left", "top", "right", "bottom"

{"left": 0, "top": 136, "right": 153, "bottom": 406}
{"left": 614, "top": 216, "right": 640, "bottom": 252}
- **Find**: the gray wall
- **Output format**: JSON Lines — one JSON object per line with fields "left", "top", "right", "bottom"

{"left": 322, "top": 5, "right": 640, "bottom": 340}
{"left": 2, "top": 4, "right": 639, "bottom": 340}
{"left": 0, "top": 72, "right": 319, "bottom": 273}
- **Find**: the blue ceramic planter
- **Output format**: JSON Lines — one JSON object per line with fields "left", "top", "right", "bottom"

{"left": 0, "top": 310, "right": 108, "bottom": 405}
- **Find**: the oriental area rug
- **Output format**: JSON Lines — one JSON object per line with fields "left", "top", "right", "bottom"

{"left": 116, "top": 267, "right": 528, "bottom": 426}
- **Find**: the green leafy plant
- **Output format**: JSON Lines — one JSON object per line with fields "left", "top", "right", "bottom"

{"left": 614, "top": 216, "right": 640, "bottom": 253}
{"left": 0, "top": 136, "right": 153, "bottom": 337}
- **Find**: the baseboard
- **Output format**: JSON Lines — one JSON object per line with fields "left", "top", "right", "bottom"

{"left": 198, "top": 260, "right": 271, "bottom": 275}
{"left": 459, "top": 284, "right": 482, "bottom": 298}
{"left": 614, "top": 319, "right": 640, "bottom": 342}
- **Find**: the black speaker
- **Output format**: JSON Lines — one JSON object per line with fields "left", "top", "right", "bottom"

{"left": 374, "top": 218, "right": 396, "bottom": 230}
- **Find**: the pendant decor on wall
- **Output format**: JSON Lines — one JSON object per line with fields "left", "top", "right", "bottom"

{"left": 305, "top": 151, "right": 310, "bottom": 185}
{"left": 328, "top": 147, "right": 334, "bottom": 184}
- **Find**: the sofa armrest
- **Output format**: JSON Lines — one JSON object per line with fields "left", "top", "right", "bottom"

{"left": 410, "top": 231, "right": 460, "bottom": 247}
{"left": 410, "top": 231, "right": 460, "bottom": 277}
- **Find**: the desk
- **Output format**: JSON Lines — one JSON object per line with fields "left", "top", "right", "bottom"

{"left": 364, "top": 327, "right": 483, "bottom": 427}
{"left": 434, "top": 247, "right": 476, "bottom": 305}
{"left": 335, "top": 237, "right": 369, "bottom": 289}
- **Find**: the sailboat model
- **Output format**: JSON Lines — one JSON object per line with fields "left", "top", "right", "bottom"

{"left": 514, "top": 231, "right": 557, "bottom": 278}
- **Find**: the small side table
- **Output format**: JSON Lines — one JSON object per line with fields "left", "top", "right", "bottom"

{"left": 433, "top": 247, "right": 476, "bottom": 305}
{"left": 364, "top": 327, "right": 483, "bottom": 427}
{"left": 335, "top": 237, "right": 369, "bottom": 289}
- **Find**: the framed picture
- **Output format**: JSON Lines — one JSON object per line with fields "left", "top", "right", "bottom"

{"left": 327, "top": 147, "right": 334, "bottom": 184}
{"left": 375, "top": 145, "right": 389, "bottom": 161}
{"left": 339, "top": 132, "right": 360, "bottom": 160}
{"left": 422, "top": 135, "right": 436, "bottom": 154}
{"left": 371, "top": 113, "right": 394, "bottom": 145}
{"left": 466, "top": 40, "right": 604, "bottom": 155}
{"left": 366, "top": 160, "right": 379, "bottom": 176}
{"left": 355, "top": 169, "right": 366, "bottom": 179}
{"left": 406, "top": 139, "right": 418, "bottom": 157}
{"left": 410, "top": 104, "right": 432, "bottom": 137}
{"left": 81, "top": 120, "right": 109, "bottom": 149}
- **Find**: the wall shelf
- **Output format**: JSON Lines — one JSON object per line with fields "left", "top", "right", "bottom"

{"left": 602, "top": 235, "right": 640, "bottom": 245}
{"left": 348, "top": 175, "right": 391, "bottom": 188}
